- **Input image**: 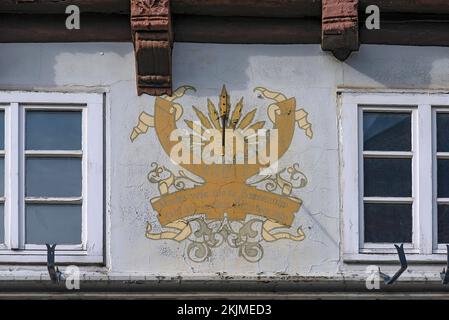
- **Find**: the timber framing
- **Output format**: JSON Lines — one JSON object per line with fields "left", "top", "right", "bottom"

{"left": 131, "top": 0, "right": 172, "bottom": 96}
{"left": 1, "top": 0, "right": 449, "bottom": 95}
{"left": 321, "top": 0, "right": 359, "bottom": 61}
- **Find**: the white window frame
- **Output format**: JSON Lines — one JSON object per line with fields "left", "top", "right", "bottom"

{"left": 340, "top": 90, "right": 449, "bottom": 263}
{"left": 433, "top": 107, "right": 449, "bottom": 254}
{"left": 0, "top": 91, "right": 103, "bottom": 264}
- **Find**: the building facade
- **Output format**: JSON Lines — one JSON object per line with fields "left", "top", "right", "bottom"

{"left": 0, "top": 0, "right": 448, "bottom": 298}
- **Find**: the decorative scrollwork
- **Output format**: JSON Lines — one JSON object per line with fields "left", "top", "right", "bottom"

{"left": 249, "top": 162, "right": 308, "bottom": 197}
{"left": 147, "top": 162, "right": 203, "bottom": 195}
{"left": 183, "top": 218, "right": 265, "bottom": 263}
{"left": 146, "top": 162, "right": 308, "bottom": 263}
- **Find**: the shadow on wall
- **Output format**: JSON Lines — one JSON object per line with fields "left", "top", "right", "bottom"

{"left": 1, "top": 43, "right": 448, "bottom": 91}
{"left": 342, "top": 44, "right": 449, "bottom": 89}
{"left": 0, "top": 43, "right": 134, "bottom": 90}
{"left": 172, "top": 43, "right": 340, "bottom": 94}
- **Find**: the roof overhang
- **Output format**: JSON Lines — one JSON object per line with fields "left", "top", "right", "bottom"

{"left": 1, "top": 0, "right": 448, "bottom": 95}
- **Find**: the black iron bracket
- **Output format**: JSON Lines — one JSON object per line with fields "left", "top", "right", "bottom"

{"left": 379, "top": 244, "right": 408, "bottom": 285}
{"left": 441, "top": 245, "right": 449, "bottom": 285}
{"left": 46, "top": 243, "right": 62, "bottom": 283}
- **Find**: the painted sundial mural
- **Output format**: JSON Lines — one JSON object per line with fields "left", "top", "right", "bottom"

{"left": 131, "top": 85, "right": 313, "bottom": 262}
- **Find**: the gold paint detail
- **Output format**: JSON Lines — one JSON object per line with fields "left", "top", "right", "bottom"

{"left": 255, "top": 86, "right": 313, "bottom": 139}
{"left": 130, "top": 112, "right": 154, "bottom": 142}
{"left": 296, "top": 109, "right": 313, "bottom": 139}
{"left": 130, "top": 85, "right": 196, "bottom": 142}
{"left": 248, "top": 163, "right": 308, "bottom": 196}
{"left": 262, "top": 219, "right": 305, "bottom": 242}
{"left": 146, "top": 220, "right": 192, "bottom": 242}
{"left": 146, "top": 216, "right": 304, "bottom": 263}
{"left": 131, "top": 85, "right": 314, "bottom": 263}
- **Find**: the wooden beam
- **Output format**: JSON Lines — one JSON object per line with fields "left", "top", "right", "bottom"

{"left": 0, "top": 13, "right": 131, "bottom": 42}
{"left": 0, "top": 0, "right": 321, "bottom": 17}
{"left": 361, "top": 19, "right": 449, "bottom": 46}
{"left": 360, "top": 0, "right": 449, "bottom": 15}
{"left": 4, "top": 0, "right": 449, "bottom": 16}
{"left": 321, "top": 0, "right": 359, "bottom": 61}
{"left": 131, "top": 0, "right": 173, "bottom": 96}
{"left": 0, "top": 12, "right": 448, "bottom": 47}
{"left": 0, "top": 0, "right": 130, "bottom": 14}
{"left": 174, "top": 16, "right": 321, "bottom": 44}
{"left": 172, "top": 0, "right": 321, "bottom": 17}
{"left": 0, "top": 13, "right": 321, "bottom": 44}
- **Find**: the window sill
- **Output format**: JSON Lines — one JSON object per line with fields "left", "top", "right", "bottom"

{"left": 0, "top": 250, "right": 103, "bottom": 264}
{"left": 343, "top": 253, "right": 447, "bottom": 264}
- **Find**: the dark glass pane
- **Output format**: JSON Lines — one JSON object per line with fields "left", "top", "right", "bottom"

{"left": 364, "top": 203, "right": 412, "bottom": 243}
{"left": 437, "top": 113, "right": 449, "bottom": 152}
{"left": 439, "top": 205, "right": 449, "bottom": 244}
{"left": 25, "top": 204, "right": 81, "bottom": 244}
{"left": 364, "top": 158, "right": 412, "bottom": 197}
{"left": 0, "top": 158, "right": 4, "bottom": 197}
{"left": 26, "top": 111, "right": 82, "bottom": 150}
{"left": 363, "top": 112, "right": 411, "bottom": 151}
{"left": 26, "top": 158, "right": 81, "bottom": 197}
{"left": 438, "top": 159, "right": 449, "bottom": 198}
{"left": 0, "top": 111, "right": 4, "bottom": 150}
{"left": 0, "top": 205, "right": 3, "bottom": 244}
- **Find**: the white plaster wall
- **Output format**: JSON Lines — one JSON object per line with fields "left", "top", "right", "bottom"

{"left": 0, "top": 43, "right": 448, "bottom": 280}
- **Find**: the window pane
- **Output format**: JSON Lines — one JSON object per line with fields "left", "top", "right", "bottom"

{"left": 364, "top": 158, "right": 412, "bottom": 197}
{"left": 26, "top": 111, "right": 82, "bottom": 150}
{"left": 364, "top": 203, "right": 412, "bottom": 243}
{"left": 437, "top": 113, "right": 449, "bottom": 152}
{"left": 363, "top": 112, "right": 411, "bottom": 151}
{"left": 0, "top": 158, "right": 4, "bottom": 197}
{"left": 438, "top": 159, "right": 449, "bottom": 198}
{"left": 26, "top": 158, "right": 81, "bottom": 197}
{"left": 0, "top": 110, "right": 4, "bottom": 150}
{"left": 25, "top": 204, "right": 81, "bottom": 244}
{"left": 0, "top": 204, "right": 3, "bottom": 244}
{"left": 438, "top": 204, "right": 449, "bottom": 244}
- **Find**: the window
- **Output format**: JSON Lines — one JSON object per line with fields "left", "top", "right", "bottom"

{"left": 0, "top": 92, "right": 103, "bottom": 263}
{"left": 340, "top": 91, "right": 449, "bottom": 262}
{"left": 435, "top": 110, "right": 449, "bottom": 250}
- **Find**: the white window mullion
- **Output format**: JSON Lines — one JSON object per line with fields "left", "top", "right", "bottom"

{"left": 416, "top": 104, "right": 433, "bottom": 254}
{"left": 85, "top": 101, "right": 103, "bottom": 257}
{"left": 5, "top": 103, "right": 21, "bottom": 249}
{"left": 357, "top": 106, "right": 365, "bottom": 250}
{"left": 340, "top": 98, "right": 360, "bottom": 256}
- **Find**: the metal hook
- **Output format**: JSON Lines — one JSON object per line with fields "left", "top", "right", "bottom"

{"left": 379, "top": 244, "right": 408, "bottom": 285}
{"left": 46, "top": 243, "right": 62, "bottom": 283}
{"left": 441, "top": 245, "right": 449, "bottom": 285}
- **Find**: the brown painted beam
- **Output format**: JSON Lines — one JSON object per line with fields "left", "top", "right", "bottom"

{"left": 0, "top": 0, "right": 321, "bottom": 17}
{"left": 0, "top": 13, "right": 131, "bottom": 42}
{"left": 0, "top": 13, "right": 321, "bottom": 43}
{"left": 361, "top": 19, "right": 449, "bottom": 46}
{"left": 172, "top": 0, "right": 321, "bottom": 17}
{"left": 3, "top": 0, "right": 449, "bottom": 15}
{"left": 0, "top": 12, "right": 448, "bottom": 47}
{"left": 0, "top": 0, "right": 130, "bottom": 14}
{"left": 174, "top": 16, "right": 321, "bottom": 44}
{"left": 359, "top": 0, "right": 449, "bottom": 15}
